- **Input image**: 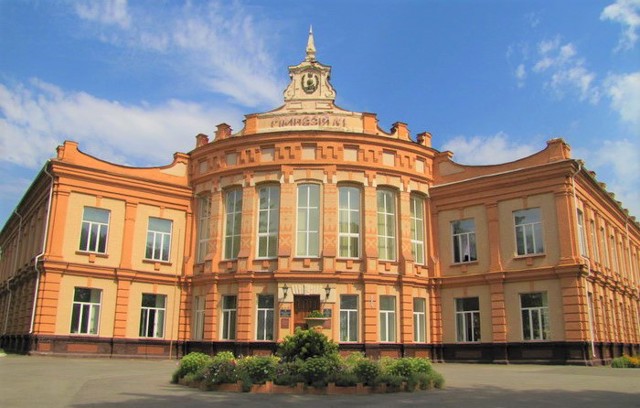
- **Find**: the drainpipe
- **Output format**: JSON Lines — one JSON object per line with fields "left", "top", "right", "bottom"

{"left": 570, "top": 162, "right": 596, "bottom": 360}
{"left": 2, "top": 210, "right": 23, "bottom": 335}
{"left": 29, "top": 162, "right": 54, "bottom": 334}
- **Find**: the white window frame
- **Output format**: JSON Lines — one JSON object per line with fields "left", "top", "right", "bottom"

{"left": 193, "top": 295, "right": 205, "bottom": 340}
{"left": 520, "top": 292, "right": 550, "bottom": 341}
{"left": 70, "top": 287, "right": 101, "bottom": 335}
{"left": 224, "top": 189, "right": 243, "bottom": 260}
{"left": 139, "top": 294, "right": 166, "bottom": 338}
{"left": 339, "top": 295, "right": 358, "bottom": 342}
{"left": 256, "top": 185, "right": 280, "bottom": 259}
{"left": 514, "top": 208, "right": 544, "bottom": 256}
{"left": 221, "top": 295, "right": 237, "bottom": 340}
{"left": 413, "top": 297, "right": 426, "bottom": 343}
{"left": 577, "top": 210, "right": 587, "bottom": 257}
{"left": 589, "top": 220, "right": 599, "bottom": 263}
{"left": 256, "top": 294, "right": 275, "bottom": 341}
{"left": 455, "top": 297, "right": 480, "bottom": 342}
{"left": 196, "top": 195, "right": 211, "bottom": 263}
{"left": 410, "top": 196, "right": 426, "bottom": 265}
{"left": 379, "top": 295, "right": 396, "bottom": 342}
{"left": 377, "top": 189, "right": 397, "bottom": 261}
{"left": 145, "top": 217, "right": 172, "bottom": 262}
{"left": 600, "top": 226, "right": 610, "bottom": 268}
{"left": 296, "top": 184, "right": 320, "bottom": 257}
{"left": 79, "top": 207, "right": 110, "bottom": 254}
{"left": 452, "top": 218, "right": 477, "bottom": 263}
{"left": 338, "top": 186, "right": 361, "bottom": 259}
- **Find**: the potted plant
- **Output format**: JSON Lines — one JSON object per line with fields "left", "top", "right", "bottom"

{"left": 304, "top": 310, "right": 328, "bottom": 328}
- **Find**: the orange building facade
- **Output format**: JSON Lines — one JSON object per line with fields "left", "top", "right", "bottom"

{"left": 1, "top": 34, "right": 638, "bottom": 363}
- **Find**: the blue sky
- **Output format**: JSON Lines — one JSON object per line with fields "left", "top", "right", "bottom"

{"left": 1, "top": 0, "right": 639, "bottom": 227}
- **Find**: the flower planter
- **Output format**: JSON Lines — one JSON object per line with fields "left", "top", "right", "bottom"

{"left": 209, "top": 381, "right": 242, "bottom": 392}
{"left": 304, "top": 317, "right": 329, "bottom": 328}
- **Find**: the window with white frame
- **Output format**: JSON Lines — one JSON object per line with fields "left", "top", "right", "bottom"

{"left": 340, "top": 295, "right": 358, "bottom": 342}
{"left": 145, "top": 217, "right": 172, "bottom": 262}
{"left": 600, "top": 226, "right": 610, "bottom": 267}
{"left": 196, "top": 195, "right": 211, "bottom": 263}
{"left": 257, "top": 185, "right": 280, "bottom": 258}
{"left": 611, "top": 234, "right": 619, "bottom": 273}
{"left": 70, "top": 287, "right": 101, "bottom": 335}
{"left": 338, "top": 186, "right": 361, "bottom": 258}
{"left": 520, "top": 292, "right": 550, "bottom": 341}
{"left": 221, "top": 295, "right": 237, "bottom": 340}
{"left": 79, "top": 207, "right": 110, "bottom": 254}
{"left": 410, "top": 196, "right": 426, "bottom": 265}
{"left": 590, "top": 220, "right": 599, "bottom": 263}
{"left": 456, "top": 297, "right": 480, "bottom": 342}
{"left": 256, "top": 295, "right": 274, "bottom": 341}
{"left": 377, "top": 189, "right": 397, "bottom": 261}
{"left": 379, "top": 295, "right": 396, "bottom": 342}
{"left": 139, "top": 294, "right": 166, "bottom": 338}
{"left": 224, "top": 189, "right": 243, "bottom": 260}
{"left": 193, "top": 295, "right": 205, "bottom": 340}
{"left": 514, "top": 208, "right": 544, "bottom": 256}
{"left": 413, "top": 297, "right": 426, "bottom": 342}
{"left": 452, "top": 219, "right": 477, "bottom": 263}
{"left": 577, "top": 210, "right": 587, "bottom": 257}
{"left": 296, "top": 184, "right": 320, "bottom": 257}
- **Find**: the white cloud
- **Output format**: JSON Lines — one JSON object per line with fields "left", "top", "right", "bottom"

{"left": 74, "top": 0, "right": 131, "bottom": 29}
{"left": 605, "top": 71, "right": 640, "bottom": 126}
{"left": 515, "top": 64, "right": 527, "bottom": 87}
{"left": 532, "top": 38, "right": 600, "bottom": 103}
{"left": 601, "top": 0, "right": 640, "bottom": 51}
{"left": 70, "top": 1, "right": 283, "bottom": 108}
{"left": 441, "top": 133, "right": 540, "bottom": 165}
{"left": 0, "top": 79, "right": 243, "bottom": 169}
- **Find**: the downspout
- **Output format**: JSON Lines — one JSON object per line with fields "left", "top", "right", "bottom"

{"left": 3, "top": 210, "right": 23, "bottom": 334}
{"left": 29, "top": 162, "right": 54, "bottom": 334}
{"left": 570, "top": 162, "right": 596, "bottom": 360}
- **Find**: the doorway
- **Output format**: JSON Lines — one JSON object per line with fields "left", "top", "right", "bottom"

{"left": 294, "top": 295, "right": 321, "bottom": 329}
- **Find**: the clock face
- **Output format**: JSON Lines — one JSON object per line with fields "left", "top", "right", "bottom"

{"left": 302, "top": 72, "right": 319, "bottom": 94}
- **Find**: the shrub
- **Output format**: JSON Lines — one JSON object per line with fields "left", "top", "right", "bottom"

{"left": 278, "top": 328, "right": 339, "bottom": 362}
{"left": 353, "top": 358, "right": 381, "bottom": 385}
{"left": 236, "top": 355, "right": 280, "bottom": 384}
{"left": 611, "top": 355, "right": 640, "bottom": 368}
{"left": 431, "top": 371, "right": 445, "bottom": 389}
{"left": 385, "top": 357, "right": 433, "bottom": 379}
{"left": 375, "top": 373, "right": 404, "bottom": 391}
{"left": 172, "top": 352, "right": 212, "bottom": 383}
{"left": 300, "top": 355, "right": 340, "bottom": 385}
{"left": 307, "top": 310, "right": 325, "bottom": 318}
{"left": 342, "top": 352, "right": 367, "bottom": 372}
{"left": 273, "top": 361, "right": 304, "bottom": 386}
{"left": 328, "top": 370, "right": 359, "bottom": 387}
{"left": 203, "top": 359, "right": 238, "bottom": 385}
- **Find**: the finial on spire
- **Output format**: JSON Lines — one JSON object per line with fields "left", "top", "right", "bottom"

{"left": 305, "top": 25, "right": 316, "bottom": 62}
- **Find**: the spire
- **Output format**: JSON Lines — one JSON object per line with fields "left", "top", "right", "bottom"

{"left": 305, "top": 25, "right": 316, "bottom": 62}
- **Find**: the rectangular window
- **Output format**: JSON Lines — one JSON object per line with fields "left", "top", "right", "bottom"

{"left": 377, "top": 189, "right": 397, "bottom": 261}
{"left": 70, "top": 287, "right": 101, "bottom": 335}
{"left": 221, "top": 295, "right": 237, "bottom": 340}
{"left": 139, "top": 294, "right": 166, "bottom": 338}
{"left": 600, "top": 227, "right": 610, "bottom": 268}
{"left": 256, "top": 295, "right": 274, "bottom": 341}
{"left": 145, "top": 217, "right": 172, "bottom": 262}
{"left": 340, "top": 295, "right": 358, "bottom": 342}
{"left": 590, "top": 220, "right": 599, "bottom": 263}
{"left": 410, "top": 196, "right": 426, "bottom": 265}
{"left": 379, "top": 295, "right": 396, "bottom": 342}
{"left": 338, "top": 186, "right": 361, "bottom": 258}
{"left": 79, "top": 207, "right": 110, "bottom": 254}
{"left": 514, "top": 208, "right": 544, "bottom": 256}
{"left": 193, "top": 295, "right": 205, "bottom": 340}
{"left": 413, "top": 297, "right": 426, "bottom": 342}
{"left": 520, "top": 292, "right": 550, "bottom": 341}
{"left": 611, "top": 235, "right": 619, "bottom": 273}
{"left": 452, "top": 219, "right": 477, "bottom": 263}
{"left": 577, "top": 210, "right": 587, "bottom": 257}
{"left": 224, "top": 189, "right": 243, "bottom": 260}
{"left": 456, "top": 297, "right": 480, "bottom": 342}
{"left": 296, "top": 184, "right": 320, "bottom": 257}
{"left": 257, "top": 186, "right": 280, "bottom": 258}
{"left": 196, "top": 195, "right": 211, "bottom": 263}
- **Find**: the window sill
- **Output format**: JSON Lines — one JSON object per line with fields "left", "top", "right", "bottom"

{"left": 451, "top": 260, "right": 478, "bottom": 267}
{"left": 513, "top": 253, "right": 545, "bottom": 260}
{"left": 75, "top": 251, "right": 108, "bottom": 264}
{"left": 142, "top": 259, "right": 172, "bottom": 271}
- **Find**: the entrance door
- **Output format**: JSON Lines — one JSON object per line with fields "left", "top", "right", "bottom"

{"left": 294, "top": 295, "right": 321, "bottom": 329}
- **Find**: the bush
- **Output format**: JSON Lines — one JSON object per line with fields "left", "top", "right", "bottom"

{"left": 278, "top": 328, "right": 339, "bottom": 362}
{"left": 342, "top": 352, "right": 367, "bottom": 371}
{"left": 353, "top": 358, "right": 381, "bottom": 385}
{"left": 300, "top": 355, "right": 340, "bottom": 385}
{"left": 172, "top": 352, "right": 212, "bottom": 383}
{"left": 375, "top": 373, "right": 404, "bottom": 391}
{"left": 236, "top": 355, "right": 280, "bottom": 384}
{"left": 431, "top": 371, "right": 445, "bottom": 389}
{"left": 386, "top": 357, "right": 433, "bottom": 379}
{"left": 328, "top": 370, "right": 359, "bottom": 387}
{"left": 273, "top": 361, "right": 304, "bottom": 386}
{"left": 203, "top": 359, "right": 238, "bottom": 385}
{"left": 611, "top": 355, "right": 640, "bottom": 368}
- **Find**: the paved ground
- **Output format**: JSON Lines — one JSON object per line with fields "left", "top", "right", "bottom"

{"left": 0, "top": 355, "right": 639, "bottom": 408}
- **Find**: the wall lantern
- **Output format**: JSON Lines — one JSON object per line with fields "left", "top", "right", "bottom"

{"left": 324, "top": 284, "right": 331, "bottom": 299}
{"left": 282, "top": 283, "right": 289, "bottom": 299}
